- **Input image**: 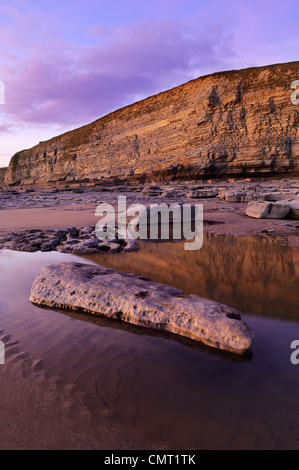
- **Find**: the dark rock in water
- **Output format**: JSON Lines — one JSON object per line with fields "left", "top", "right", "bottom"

{"left": 69, "top": 227, "right": 79, "bottom": 238}
{"left": 0, "top": 226, "right": 139, "bottom": 254}
{"left": 30, "top": 262, "right": 254, "bottom": 355}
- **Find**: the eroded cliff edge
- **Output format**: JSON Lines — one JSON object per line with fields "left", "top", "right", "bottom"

{"left": 4, "top": 61, "right": 299, "bottom": 187}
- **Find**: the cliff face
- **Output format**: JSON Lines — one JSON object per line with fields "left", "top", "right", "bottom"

{"left": 5, "top": 61, "right": 299, "bottom": 187}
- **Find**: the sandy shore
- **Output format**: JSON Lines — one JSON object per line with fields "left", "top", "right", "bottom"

{"left": 0, "top": 204, "right": 97, "bottom": 234}
{"left": 0, "top": 188, "right": 298, "bottom": 246}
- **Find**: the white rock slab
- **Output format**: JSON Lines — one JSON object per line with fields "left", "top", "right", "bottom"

{"left": 245, "top": 201, "right": 290, "bottom": 219}
{"left": 30, "top": 262, "right": 254, "bottom": 355}
{"left": 289, "top": 200, "right": 299, "bottom": 219}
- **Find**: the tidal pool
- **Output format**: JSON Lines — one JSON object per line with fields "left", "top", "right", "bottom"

{"left": 0, "top": 233, "right": 298, "bottom": 449}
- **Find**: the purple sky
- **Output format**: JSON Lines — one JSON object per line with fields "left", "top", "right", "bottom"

{"left": 0, "top": 0, "right": 298, "bottom": 167}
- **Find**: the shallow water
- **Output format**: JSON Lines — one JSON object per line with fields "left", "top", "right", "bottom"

{"left": 0, "top": 233, "right": 299, "bottom": 450}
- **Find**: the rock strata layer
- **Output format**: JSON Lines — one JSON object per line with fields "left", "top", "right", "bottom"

{"left": 4, "top": 61, "right": 299, "bottom": 187}
{"left": 30, "top": 262, "right": 254, "bottom": 354}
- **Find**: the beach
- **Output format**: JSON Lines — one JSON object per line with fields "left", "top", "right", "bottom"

{"left": 0, "top": 180, "right": 298, "bottom": 449}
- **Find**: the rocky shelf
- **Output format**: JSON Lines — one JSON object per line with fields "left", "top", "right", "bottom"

{"left": 0, "top": 226, "right": 138, "bottom": 254}
{"left": 30, "top": 262, "right": 254, "bottom": 355}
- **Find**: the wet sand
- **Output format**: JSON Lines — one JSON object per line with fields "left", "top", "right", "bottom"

{"left": 0, "top": 204, "right": 97, "bottom": 235}
{"left": 0, "top": 196, "right": 298, "bottom": 245}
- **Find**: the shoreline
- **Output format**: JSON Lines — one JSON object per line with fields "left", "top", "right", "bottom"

{"left": 0, "top": 185, "right": 298, "bottom": 246}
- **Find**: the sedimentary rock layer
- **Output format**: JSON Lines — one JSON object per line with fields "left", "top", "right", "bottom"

{"left": 4, "top": 61, "right": 299, "bottom": 187}
{"left": 30, "top": 262, "right": 254, "bottom": 354}
{"left": 0, "top": 168, "right": 7, "bottom": 186}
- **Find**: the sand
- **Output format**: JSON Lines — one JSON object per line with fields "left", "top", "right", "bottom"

{"left": 0, "top": 195, "right": 298, "bottom": 247}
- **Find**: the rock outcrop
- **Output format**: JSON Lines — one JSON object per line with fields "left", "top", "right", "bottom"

{"left": 0, "top": 226, "right": 138, "bottom": 254}
{"left": 4, "top": 61, "right": 299, "bottom": 187}
{"left": 289, "top": 200, "right": 299, "bottom": 218}
{"left": 0, "top": 168, "right": 7, "bottom": 187}
{"left": 30, "top": 262, "right": 254, "bottom": 354}
{"left": 245, "top": 201, "right": 291, "bottom": 219}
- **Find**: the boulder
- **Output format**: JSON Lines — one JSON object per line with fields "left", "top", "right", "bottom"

{"left": 253, "top": 193, "right": 268, "bottom": 201}
{"left": 142, "top": 186, "right": 162, "bottom": 197}
{"left": 224, "top": 191, "right": 246, "bottom": 203}
{"left": 245, "top": 201, "right": 290, "bottom": 219}
{"left": 186, "top": 189, "right": 219, "bottom": 199}
{"left": 218, "top": 187, "right": 227, "bottom": 199}
{"left": 243, "top": 192, "right": 255, "bottom": 202}
{"left": 161, "top": 189, "right": 185, "bottom": 198}
{"left": 288, "top": 200, "right": 299, "bottom": 219}
{"left": 30, "top": 262, "right": 254, "bottom": 355}
{"left": 0, "top": 226, "right": 140, "bottom": 254}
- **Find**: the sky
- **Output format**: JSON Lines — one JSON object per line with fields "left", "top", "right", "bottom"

{"left": 0, "top": 0, "right": 298, "bottom": 167}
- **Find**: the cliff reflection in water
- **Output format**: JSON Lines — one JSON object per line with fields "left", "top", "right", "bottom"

{"left": 80, "top": 232, "right": 299, "bottom": 321}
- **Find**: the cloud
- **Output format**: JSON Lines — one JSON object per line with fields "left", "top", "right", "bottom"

{"left": 0, "top": 13, "right": 235, "bottom": 128}
{"left": 1, "top": 0, "right": 298, "bottom": 166}
{"left": 0, "top": 123, "right": 12, "bottom": 134}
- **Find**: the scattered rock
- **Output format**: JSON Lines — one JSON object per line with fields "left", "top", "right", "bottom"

{"left": 243, "top": 192, "right": 255, "bottom": 202}
{"left": 30, "top": 262, "right": 254, "bottom": 355}
{"left": 224, "top": 191, "right": 245, "bottom": 203}
{"left": 245, "top": 201, "right": 290, "bottom": 219}
{"left": 186, "top": 189, "right": 219, "bottom": 199}
{"left": 161, "top": 189, "right": 185, "bottom": 198}
{"left": 264, "top": 192, "right": 297, "bottom": 202}
{"left": 288, "top": 200, "right": 299, "bottom": 219}
{"left": 218, "top": 188, "right": 227, "bottom": 199}
{"left": 123, "top": 238, "right": 139, "bottom": 252}
{"left": 224, "top": 190, "right": 251, "bottom": 203}
{"left": 0, "top": 226, "right": 140, "bottom": 254}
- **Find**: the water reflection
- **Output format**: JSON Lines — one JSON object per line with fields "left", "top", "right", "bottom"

{"left": 80, "top": 233, "right": 299, "bottom": 321}
{"left": 46, "top": 306, "right": 252, "bottom": 363}
{"left": 0, "top": 247, "right": 299, "bottom": 449}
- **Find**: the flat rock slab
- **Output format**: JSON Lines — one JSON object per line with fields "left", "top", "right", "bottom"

{"left": 245, "top": 201, "right": 290, "bottom": 219}
{"left": 0, "top": 226, "right": 138, "bottom": 254}
{"left": 289, "top": 200, "right": 299, "bottom": 219}
{"left": 30, "top": 262, "right": 254, "bottom": 355}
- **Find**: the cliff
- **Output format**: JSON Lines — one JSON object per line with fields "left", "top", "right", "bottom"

{"left": 4, "top": 61, "right": 299, "bottom": 187}
{"left": 0, "top": 168, "right": 7, "bottom": 186}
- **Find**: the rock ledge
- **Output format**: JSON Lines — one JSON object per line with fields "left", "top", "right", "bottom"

{"left": 30, "top": 262, "right": 254, "bottom": 355}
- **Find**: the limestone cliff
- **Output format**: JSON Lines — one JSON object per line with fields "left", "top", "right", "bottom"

{"left": 4, "top": 61, "right": 299, "bottom": 187}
